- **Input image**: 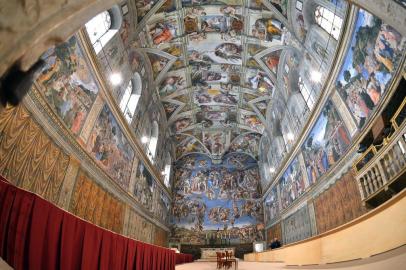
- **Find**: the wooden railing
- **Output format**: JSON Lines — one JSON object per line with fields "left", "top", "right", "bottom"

{"left": 354, "top": 98, "right": 406, "bottom": 206}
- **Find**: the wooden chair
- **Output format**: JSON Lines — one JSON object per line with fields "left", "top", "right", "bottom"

{"left": 216, "top": 252, "right": 223, "bottom": 269}
{"left": 223, "top": 251, "right": 232, "bottom": 269}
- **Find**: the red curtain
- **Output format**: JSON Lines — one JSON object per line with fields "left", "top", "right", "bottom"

{"left": 175, "top": 253, "right": 194, "bottom": 265}
{"left": 0, "top": 177, "right": 176, "bottom": 270}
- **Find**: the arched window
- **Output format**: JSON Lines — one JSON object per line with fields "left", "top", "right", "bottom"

{"left": 148, "top": 122, "right": 159, "bottom": 161}
{"left": 119, "top": 73, "right": 142, "bottom": 123}
{"left": 298, "top": 77, "right": 315, "bottom": 110}
{"left": 85, "top": 6, "right": 122, "bottom": 54}
{"left": 163, "top": 153, "right": 172, "bottom": 188}
{"left": 314, "top": 6, "right": 342, "bottom": 40}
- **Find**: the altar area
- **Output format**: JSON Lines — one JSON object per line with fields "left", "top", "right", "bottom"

{"left": 200, "top": 247, "right": 235, "bottom": 261}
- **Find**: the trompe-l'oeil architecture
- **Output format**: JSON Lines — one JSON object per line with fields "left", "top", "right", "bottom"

{"left": 0, "top": 0, "right": 405, "bottom": 268}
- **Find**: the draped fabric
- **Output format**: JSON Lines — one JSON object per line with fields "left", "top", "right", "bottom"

{"left": 175, "top": 253, "right": 194, "bottom": 265}
{"left": 0, "top": 176, "right": 176, "bottom": 270}
{"left": 0, "top": 105, "right": 70, "bottom": 204}
{"left": 69, "top": 170, "right": 125, "bottom": 234}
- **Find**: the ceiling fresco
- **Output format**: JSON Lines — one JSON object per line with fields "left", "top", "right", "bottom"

{"left": 133, "top": 0, "right": 346, "bottom": 161}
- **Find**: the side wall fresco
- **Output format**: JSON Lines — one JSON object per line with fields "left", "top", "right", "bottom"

{"left": 301, "top": 100, "right": 351, "bottom": 185}
{"left": 0, "top": 104, "right": 165, "bottom": 245}
{"left": 263, "top": 8, "right": 405, "bottom": 235}
{"left": 37, "top": 35, "right": 99, "bottom": 136}
{"left": 336, "top": 9, "right": 405, "bottom": 128}
{"left": 86, "top": 104, "right": 135, "bottom": 189}
{"left": 0, "top": 1, "right": 173, "bottom": 246}
{"left": 34, "top": 33, "right": 171, "bottom": 224}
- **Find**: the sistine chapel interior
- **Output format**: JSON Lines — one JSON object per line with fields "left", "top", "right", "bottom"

{"left": 0, "top": 0, "right": 405, "bottom": 269}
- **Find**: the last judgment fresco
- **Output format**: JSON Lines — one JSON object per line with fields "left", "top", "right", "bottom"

{"left": 170, "top": 153, "right": 264, "bottom": 244}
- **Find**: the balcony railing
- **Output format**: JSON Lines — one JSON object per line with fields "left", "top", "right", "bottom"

{"left": 354, "top": 98, "right": 406, "bottom": 207}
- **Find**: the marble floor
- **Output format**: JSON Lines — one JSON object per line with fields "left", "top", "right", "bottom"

{"left": 176, "top": 245, "right": 406, "bottom": 270}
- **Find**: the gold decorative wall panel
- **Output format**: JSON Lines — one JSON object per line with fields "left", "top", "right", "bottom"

{"left": 69, "top": 170, "right": 125, "bottom": 233}
{"left": 266, "top": 222, "right": 282, "bottom": 245}
{"left": 154, "top": 226, "right": 168, "bottom": 247}
{"left": 0, "top": 105, "right": 70, "bottom": 203}
{"left": 314, "top": 171, "right": 366, "bottom": 234}
{"left": 125, "top": 207, "right": 157, "bottom": 244}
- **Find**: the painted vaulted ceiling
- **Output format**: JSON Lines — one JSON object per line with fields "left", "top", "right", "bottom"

{"left": 131, "top": 0, "right": 346, "bottom": 162}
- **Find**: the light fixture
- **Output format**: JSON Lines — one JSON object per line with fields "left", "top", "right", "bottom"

{"left": 141, "top": 136, "right": 149, "bottom": 144}
{"left": 287, "top": 132, "right": 294, "bottom": 141}
{"left": 269, "top": 167, "right": 276, "bottom": 173}
{"left": 310, "top": 70, "right": 322, "bottom": 83}
{"left": 161, "top": 171, "right": 166, "bottom": 176}
{"left": 110, "top": 73, "right": 122, "bottom": 85}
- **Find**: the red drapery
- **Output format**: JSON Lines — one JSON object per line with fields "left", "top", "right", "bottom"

{"left": 175, "top": 253, "right": 193, "bottom": 265}
{"left": 0, "top": 176, "right": 177, "bottom": 270}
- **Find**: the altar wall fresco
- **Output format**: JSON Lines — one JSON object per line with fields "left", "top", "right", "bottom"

{"left": 171, "top": 153, "right": 264, "bottom": 244}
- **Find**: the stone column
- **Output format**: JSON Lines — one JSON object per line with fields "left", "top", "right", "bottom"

{"left": 307, "top": 200, "right": 318, "bottom": 237}
{"left": 298, "top": 152, "right": 311, "bottom": 189}
{"left": 128, "top": 157, "right": 140, "bottom": 195}
{"left": 331, "top": 91, "right": 358, "bottom": 137}
{"left": 80, "top": 94, "right": 105, "bottom": 143}
{"left": 57, "top": 157, "right": 81, "bottom": 210}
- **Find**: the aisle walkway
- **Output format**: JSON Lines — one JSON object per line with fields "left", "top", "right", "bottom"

{"left": 176, "top": 244, "right": 406, "bottom": 270}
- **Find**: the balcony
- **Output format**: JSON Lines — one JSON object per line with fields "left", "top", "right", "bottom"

{"left": 354, "top": 97, "right": 406, "bottom": 207}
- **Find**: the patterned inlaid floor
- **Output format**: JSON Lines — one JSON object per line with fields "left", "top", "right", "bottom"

{"left": 176, "top": 245, "right": 406, "bottom": 270}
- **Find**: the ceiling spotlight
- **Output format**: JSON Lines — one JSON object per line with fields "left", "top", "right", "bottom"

{"left": 141, "top": 136, "right": 149, "bottom": 144}
{"left": 311, "top": 71, "right": 322, "bottom": 83}
{"left": 110, "top": 73, "right": 122, "bottom": 85}
{"left": 161, "top": 171, "right": 166, "bottom": 175}
{"left": 269, "top": 167, "right": 276, "bottom": 173}
{"left": 287, "top": 132, "right": 294, "bottom": 141}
